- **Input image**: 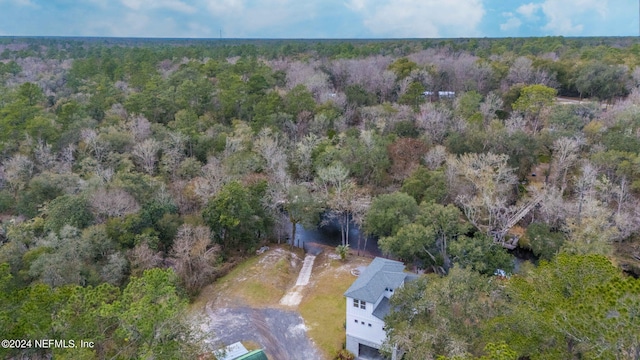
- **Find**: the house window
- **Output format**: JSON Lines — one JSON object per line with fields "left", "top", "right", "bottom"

{"left": 353, "top": 299, "right": 366, "bottom": 309}
{"left": 354, "top": 319, "right": 358, "bottom": 323}
{"left": 361, "top": 321, "right": 365, "bottom": 325}
{"left": 368, "top": 323, "right": 372, "bottom": 327}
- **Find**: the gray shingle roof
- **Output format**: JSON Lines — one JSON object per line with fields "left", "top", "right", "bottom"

{"left": 344, "top": 257, "right": 409, "bottom": 304}
{"left": 372, "top": 296, "right": 390, "bottom": 320}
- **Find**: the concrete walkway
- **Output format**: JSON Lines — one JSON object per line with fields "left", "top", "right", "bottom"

{"left": 280, "top": 254, "right": 315, "bottom": 306}
{"left": 295, "top": 254, "right": 315, "bottom": 286}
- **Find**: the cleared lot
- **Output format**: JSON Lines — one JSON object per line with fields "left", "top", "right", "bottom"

{"left": 192, "top": 245, "right": 373, "bottom": 359}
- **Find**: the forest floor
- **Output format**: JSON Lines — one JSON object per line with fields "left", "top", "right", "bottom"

{"left": 190, "top": 244, "right": 372, "bottom": 360}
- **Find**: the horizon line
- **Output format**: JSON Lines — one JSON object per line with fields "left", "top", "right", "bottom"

{"left": 1, "top": 35, "right": 637, "bottom": 41}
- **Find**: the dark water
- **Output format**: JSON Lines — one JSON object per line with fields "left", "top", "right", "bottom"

{"left": 293, "top": 218, "right": 382, "bottom": 257}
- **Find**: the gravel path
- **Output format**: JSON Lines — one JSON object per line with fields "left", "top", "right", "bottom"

{"left": 203, "top": 307, "right": 322, "bottom": 360}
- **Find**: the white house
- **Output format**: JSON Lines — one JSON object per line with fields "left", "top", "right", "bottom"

{"left": 344, "top": 257, "right": 416, "bottom": 358}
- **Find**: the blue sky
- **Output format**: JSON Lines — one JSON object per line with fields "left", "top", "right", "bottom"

{"left": 0, "top": 0, "right": 637, "bottom": 38}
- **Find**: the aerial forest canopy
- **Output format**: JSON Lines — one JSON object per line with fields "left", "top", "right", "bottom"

{"left": 1, "top": 36, "right": 639, "bottom": 359}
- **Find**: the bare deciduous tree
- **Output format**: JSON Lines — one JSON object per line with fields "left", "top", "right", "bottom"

{"left": 127, "top": 241, "right": 163, "bottom": 277}
{"left": 327, "top": 57, "right": 395, "bottom": 101}
{"left": 550, "top": 136, "right": 584, "bottom": 192}
{"left": 34, "top": 139, "right": 56, "bottom": 172}
{"left": 132, "top": 138, "right": 161, "bottom": 175}
{"left": 294, "top": 134, "right": 322, "bottom": 181}
{"left": 160, "top": 131, "right": 187, "bottom": 178}
{"left": 447, "top": 152, "right": 520, "bottom": 241}
{"left": 318, "top": 162, "right": 349, "bottom": 198}
{"left": 3, "top": 154, "right": 34, "bottom": 196}
{"left": 80, "top": 128, "right": 108, "bottom": 164}
{"left": 533, "top": 186, "right": 568, "bottom": 230}
{"left": 57, "top": 144, "right": 75, "bottom": 174}
{"left": 480, "top": 92, "right": 503, "bottom": 125}
{"left": 506, "top": 56, "right": 557, "bottom": 88}
{"left": 285, "top": 61, "right": 331, "bottom": 101}
{"left": 90, "top": 188, "right": 140, "bottom": 222}
{"left": 126, "top": 114, "right": 152, "bottom": 142}
{"left": 318, "top": 162, "right": 369, "bottom": 247}
{"left": 423, "top": 145, "right": 448, "bottom": 170}
{"left": 416, "top": 103, "right": 454, "bottom": 144}
{"left": 191, "top": 156, "right": 229, "bottom": 203}
{"left": 447, "top": 53, "right": 492, "bottom": 93}
{"left": 254, "top": 128, "right": 288, "bottom": 184}
{"left": 573, "top": 161, "right": 598, "bottom": 225}
{"left": 94, "top": 166, "right": 114, "bottom": 184}
{"left": 507, "top": 57, "right": 536, "bottom": 85}
{"left": 171, "top": 224, "right": 220, "bottom": 294}
{"left": 594, "top": 175, "right": 640, "bottom": 241}
{"left": 504, "top": 114, "right": 526, "bottom": 135}
{"left": 350, "top": 191, "right": 371, "bottom": 256}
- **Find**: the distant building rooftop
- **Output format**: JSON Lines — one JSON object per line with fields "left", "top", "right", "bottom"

{"left": 423, "top": 90, "right": 456, "bottom": 98}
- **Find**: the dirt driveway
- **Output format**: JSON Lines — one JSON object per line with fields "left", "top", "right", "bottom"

{"left": 202, "top": 307, "right": 322, "bottom": 360}
{"left": 193, "top": 247, "right": 323, "bottom": 359}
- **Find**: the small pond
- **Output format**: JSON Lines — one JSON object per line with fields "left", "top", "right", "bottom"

{"left": 292, "top": 216, "right": 382, "bottom": 257}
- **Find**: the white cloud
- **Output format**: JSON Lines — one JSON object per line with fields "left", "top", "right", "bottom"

{"left": 120, "top": 0, "right": 196, "bottom": 14}
{"left": 87, "top": 12, "right": 184, "bottom": 37}
{"left": 0, "top": 0, "right": 37, "bottom": 7}
{"left": 187, "top": 22, "right": 213, "bottom": 37}
{"left": 500, "top": 15, "right": 522, "bottom": 32}
{"left": 346, "top": 0, "right": 366, "bottom": 11}
{"left": 539, "top": 0, "right": 608, "bottom": 35}
{"left": 87, "top": 0, "right": 108, "bottom": 7}
{"left": 203, "top": 0, "right": 244, "bottom": 15}
{"left": 516, "top": 3, "right": 541, "bottom": 19}
{"left": 348, "top": 0, "right": 485, "bottom": 37}
{"left": 198, "top": 0, "right": 322, "bottom": 37}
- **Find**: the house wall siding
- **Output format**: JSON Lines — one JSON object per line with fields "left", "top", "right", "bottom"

{"left": 346, "top": 298, "right": 373, "bottom": 317}
{"left": 347, "top": 316, "right": 386, "bottom": 344}
{"left": 345, "top": 298, "right": 386, "bottom": 347}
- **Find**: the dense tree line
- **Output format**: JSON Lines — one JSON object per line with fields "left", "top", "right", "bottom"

{"left": 1, "top": 36, "right": 640, "bottom": 358}
{"left": 384, "top": 254, "right": 640, "bottom": 359}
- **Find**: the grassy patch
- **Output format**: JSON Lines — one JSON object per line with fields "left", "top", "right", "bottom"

{"left": 299, "top": 256, "right": 371, "bottom": 359}
{"left": 191, "top": 246, "right": 303, "bottom": 311}
{"left": 190, "top": 255, "right": 260, "bottom": 311}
